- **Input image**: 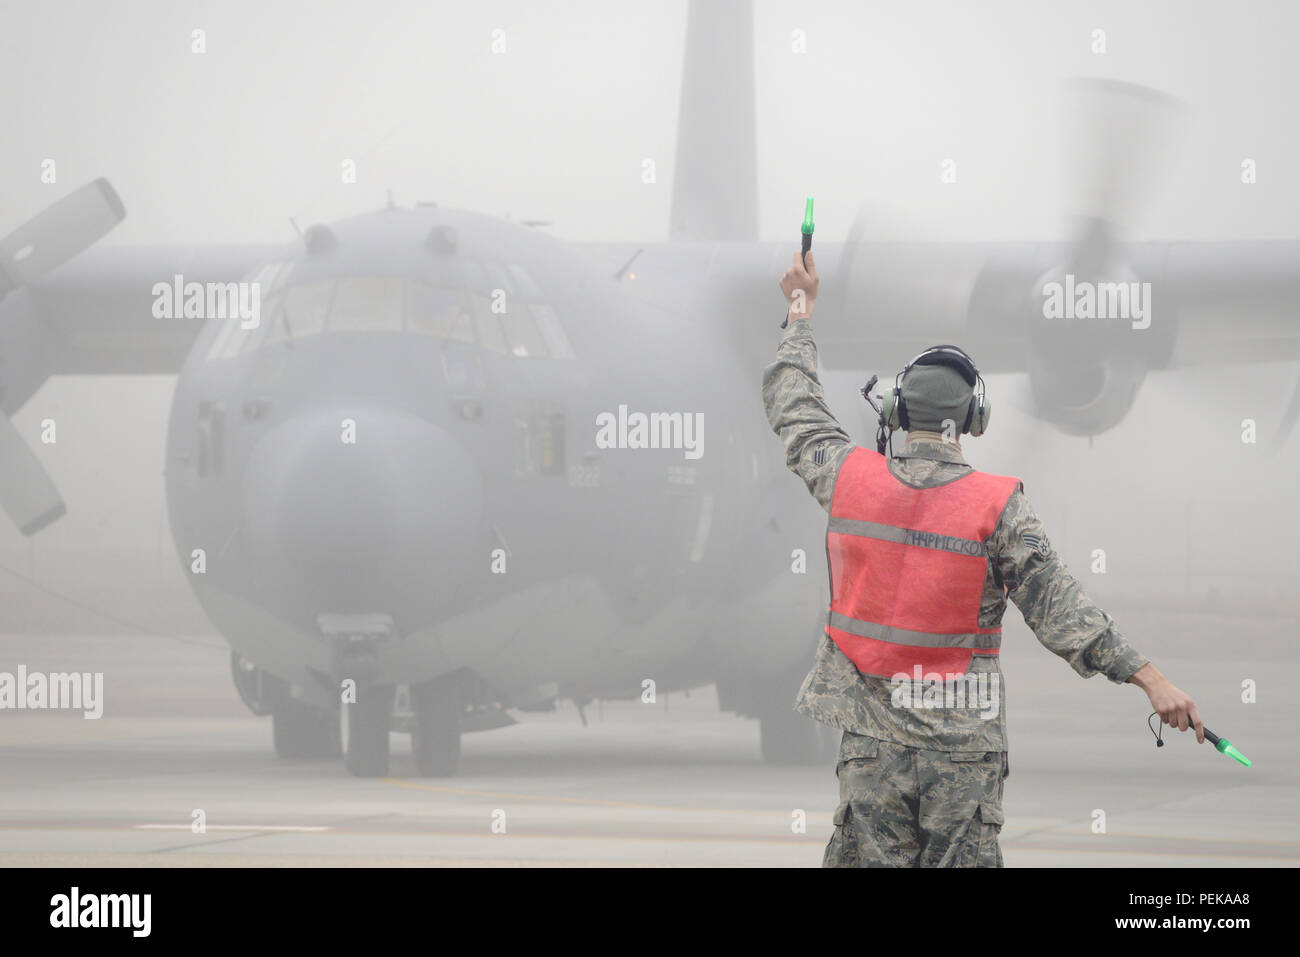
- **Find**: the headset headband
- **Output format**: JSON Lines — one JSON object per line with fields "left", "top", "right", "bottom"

{"left": 904, "top": 344, "right": 979, "bottom": 387}
{"left": 883, "top": 343, "right": 988, "bottom": 439}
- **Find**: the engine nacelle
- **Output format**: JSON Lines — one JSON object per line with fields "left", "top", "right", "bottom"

{"left": 1028, "top": 351, "right": 1147, "bottom": 436}
{"left": 1024, "top": 261, "right": 1174, "bottom": 436}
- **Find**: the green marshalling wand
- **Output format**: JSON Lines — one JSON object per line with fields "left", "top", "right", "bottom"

{"left": 780, "top": 197, "right": 815, "bottom": 329}
{"left": 1203, "top": 725, "right": 1252, "bottom": 766}
{"left": 1150, "top": 712, "right": 1251, "bottom": 766}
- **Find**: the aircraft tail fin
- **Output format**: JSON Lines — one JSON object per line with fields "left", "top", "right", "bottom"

{"left": 669, "top": 0, "right": 758, "bottom": 241}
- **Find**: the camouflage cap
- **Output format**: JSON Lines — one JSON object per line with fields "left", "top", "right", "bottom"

{"left": 901, "top": 363, "right": 975, "bottom": 434}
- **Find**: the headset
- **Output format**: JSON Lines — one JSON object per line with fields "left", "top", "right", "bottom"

{"left": 876, "top": 344, "right": 991, "bottom": 438}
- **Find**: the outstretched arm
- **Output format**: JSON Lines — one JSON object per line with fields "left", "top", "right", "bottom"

{"left": 991, "top": 489, "right": 1205, "bottom": 742}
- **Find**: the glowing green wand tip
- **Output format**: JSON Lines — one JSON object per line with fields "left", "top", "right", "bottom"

{"left": 780, "top": 197, "right": 817, "bottom": 329}
{"left": 1216, "top": 738, "right": 1252, "bottom": 766}
{"left": 1203, "top": 726, "right": 1251, "bottom": 766}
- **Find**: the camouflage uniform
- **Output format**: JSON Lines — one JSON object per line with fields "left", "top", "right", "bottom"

{"left": 761, "top": 318, "right": 1148, "bottom": 867}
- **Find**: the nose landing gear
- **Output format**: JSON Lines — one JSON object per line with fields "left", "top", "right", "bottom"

{"left": 340, "top": 682, "right": 394, "bottom": 777}
{"left": 336, "top": 678, "right": 464, "bottom": 778}
{"left": 315, "top": 616, "right": 469, "bottom": 778}
{"left": 323, "top": 613, "right": 397, "bottom": 778}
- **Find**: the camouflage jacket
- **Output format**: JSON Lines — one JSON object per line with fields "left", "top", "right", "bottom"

{"left": 761, "top": 318, "right": 1148, "bottom": 752}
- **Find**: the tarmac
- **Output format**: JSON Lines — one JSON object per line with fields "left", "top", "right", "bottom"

{"left": 1, "top": 608, "right": 1296, "bottom": 867}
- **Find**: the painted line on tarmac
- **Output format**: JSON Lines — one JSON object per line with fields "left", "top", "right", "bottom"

{"left": 135, "top": 824, "right": 332, "bottom": 832}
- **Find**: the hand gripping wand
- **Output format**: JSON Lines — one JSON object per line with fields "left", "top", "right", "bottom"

{"left": 780, "top": 197, "right": 815, "bottom": 329}
{"left": 1149, "top": 713, "right": 1252, "bottom": 766}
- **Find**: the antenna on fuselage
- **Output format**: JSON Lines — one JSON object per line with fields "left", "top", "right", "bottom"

{"left": 613, "top": 248, "right": 643, "bottom": 281}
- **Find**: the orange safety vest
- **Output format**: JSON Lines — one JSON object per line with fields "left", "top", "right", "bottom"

{"left": 825, "top": 447, "right": 1021, "bottom": 678}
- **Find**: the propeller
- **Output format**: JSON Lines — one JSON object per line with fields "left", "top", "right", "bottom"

{"left": 1058, "top": 78, "right": 1184, "bottom": 275}
{"left": 0, "top": 178, "right": 126, "bottom": 534}
{"left": 0, "top": 178, "right": 124, "bottom": 299}
{"left": 0, "top": 416, "right": 65, "bottom": 535}
{"left": 1057, "top": 82, "right": 1300, "bottom": 453}
{"left": 1021, "top": 80, "right": 1186, "bottom": 437}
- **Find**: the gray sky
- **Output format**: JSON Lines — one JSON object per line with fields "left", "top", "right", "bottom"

{"left": 3, "top": 0, "right": 1297, "bottom": 244}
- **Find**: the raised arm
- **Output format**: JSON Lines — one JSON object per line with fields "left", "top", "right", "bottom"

{"left": 760, "top": 252, "right": 854, "bottom": 511}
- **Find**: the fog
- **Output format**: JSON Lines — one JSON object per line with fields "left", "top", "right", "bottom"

{"left": 4, "top": 0, "right": 1299, "bottom": 244}
{"left": 1, "top": 0, "right": 1296, "bottom": 870}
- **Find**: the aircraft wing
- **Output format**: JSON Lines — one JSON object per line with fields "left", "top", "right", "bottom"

{"left": 582, "top": 237, "right": 1300, "bottom": 373}
{"left": 584, "top": 233, "right": 1299, "bottom": 442}
{"left": 26, "top": 241, "right": 281, "bottom": 375}
{"left": 1155, "top": 241, "right": 1300, "bottom": 368}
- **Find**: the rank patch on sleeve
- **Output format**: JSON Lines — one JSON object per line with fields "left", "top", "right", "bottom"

{"left": 1022, "top": 532, "right": 1051, "bottom": 557}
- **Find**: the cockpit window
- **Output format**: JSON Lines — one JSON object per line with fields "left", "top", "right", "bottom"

{"left": 531, "top": 304, "right": 576, "bottom": 359}
{"left": 507, "top": 263, "right": 544, "bottom": 299}
{"left": 480, "top": 261, "right": 575, "bottom": 360}
{"left": 211, "top": 261, "right": 575, "bottom": 360}
{"left": 205, "top": 262, "right": 290, "bottom": 360}
{"left": 330, "top": 277, "right": 404, "bottom": 332}
{"left": 408, "top": 283, "right": 474, "bottom": 343}
{"left": 471, "top": 296, "right": 508, "bottom": 354}
{"left": 500, "top": 307, "right": 547, "bottom": 358}
{"left": 265, "top": 279, "right": 333, "bottom": 345}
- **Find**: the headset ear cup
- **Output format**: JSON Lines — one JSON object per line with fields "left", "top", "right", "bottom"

{"left": 969, "top": 397, "right": 992, "bottom": 437}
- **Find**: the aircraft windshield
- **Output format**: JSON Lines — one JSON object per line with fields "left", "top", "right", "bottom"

{"left": 206, "top": 263, "right": 574, "bottom": 360}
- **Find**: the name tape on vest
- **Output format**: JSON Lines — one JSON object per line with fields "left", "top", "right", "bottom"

{"left": 828, "top": 517, "right": 987, "bottom": 558}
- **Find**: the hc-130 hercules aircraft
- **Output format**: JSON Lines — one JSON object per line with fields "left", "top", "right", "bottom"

{"left": 1, "top": 1, "right": 1296, "bottom": 774}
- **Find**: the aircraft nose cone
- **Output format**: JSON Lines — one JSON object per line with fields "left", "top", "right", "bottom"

{"left": 241, "top": 410, "right": 484, "bottom": 618}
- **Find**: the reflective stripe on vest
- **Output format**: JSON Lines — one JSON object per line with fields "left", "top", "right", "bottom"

{"left": 825, "top": 447, "right": 1021, "bottom": 679}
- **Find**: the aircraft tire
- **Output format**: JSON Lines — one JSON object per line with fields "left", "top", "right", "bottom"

{"left": 412, "top": 678, "right": 461, "bottom": 777}
{"left": 341, "top": 683, "right": 393, "bottom": 777}
{"left": 272, "top": 698, "right": 342, "bottom": 759}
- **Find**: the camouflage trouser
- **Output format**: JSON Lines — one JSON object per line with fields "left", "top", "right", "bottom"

{"left": 823, "top": 732, "right": 1008, "bottom": 868}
